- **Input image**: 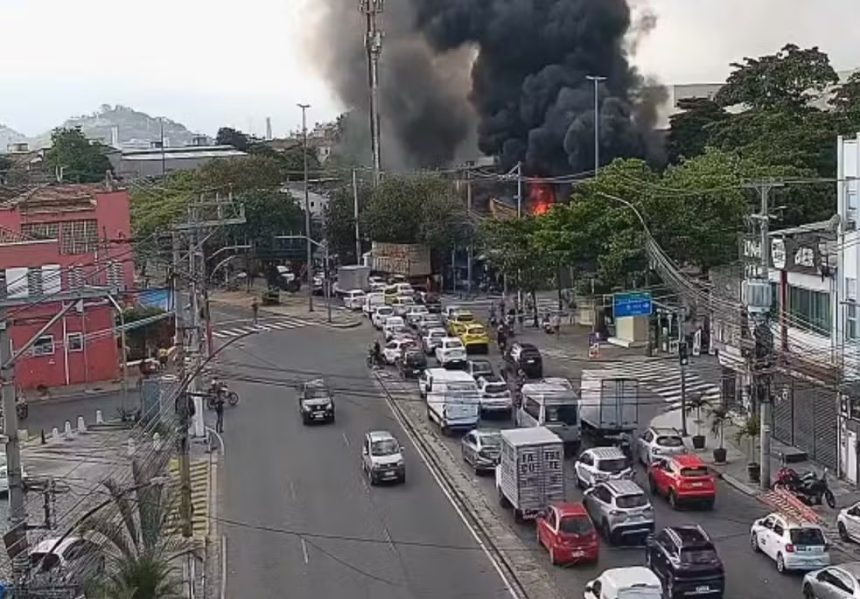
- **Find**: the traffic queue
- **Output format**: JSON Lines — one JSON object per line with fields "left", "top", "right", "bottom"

{"left": 345, "top": 279, "right": 853, "bottom": 599}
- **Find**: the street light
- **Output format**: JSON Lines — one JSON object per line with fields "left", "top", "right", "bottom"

{"left": 297, "top": 103, "right": 313, "bottom": 312}
{"left": 585, "top": 75, "right": 607, "bottom": 176}
{"left": 276, "top": 235, "right": 332, "bottom": 323}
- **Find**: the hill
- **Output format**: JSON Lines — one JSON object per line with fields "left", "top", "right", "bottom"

{"left": 0, "top": 124, "right": 27, "bottom": 150}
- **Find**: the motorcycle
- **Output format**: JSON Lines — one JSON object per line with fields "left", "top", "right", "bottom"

{"left": 772, "top": 467, "right": 836, "bottom": 508}
{"left": 366, "top": 348, "right": 383, "bottom": 369}
{"left": 206, "top": 384, "right": 239, "bottom": 409}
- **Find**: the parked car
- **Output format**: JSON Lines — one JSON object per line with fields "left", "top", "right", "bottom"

{"left": 750, "top": 512, "right": 830, "bottom": 573}
{"left": 584, "top": 567, "right": 663, "bottom": 599}
{"left": 459, "top": 323, "right": 490, "bottom": 354}
{"left": 383, "top": 338, "right": 417, "bottom": 365}
{"left": 343, "top": 289, "right": 366, "bottom": 311}
{"left": 29, "top": 536, "right": 105, "bottom": 588}
{"left": 646, "top": 525, "right": 725, "bottom": 599}
{"left": 398, "top": 350, "right": 427, "bottom": 379}
{"left": 371, "top": 305, "right": 395, "bottom": 329}
{"left": 466, "top": 359, "right": 494, "bottom": 380}
{"left": 476, "top": 375, "right": 512, "bottom": 415}
{"left": 404, "top": 305, "right": 430, "bottom": 327}
{"left": 361, "top": 431, "right": 406, "bottom": 485}
{"left": 460, "top": 429, "right": 502, "bottom": 473}
{"left": 648, "top": 454, "right": 716, "bottom": 510}
{"left": 422, "top": 327, "right": 448, "bottom": 355}
{"left": 574, "top": 447, "right": 634, "bottom": 489}
{"left": 637, "top": 426, "right": 686, "bottom": 466}
{"left": 803, "top": 562, "right": 860, "bottom": 598}
{"left": 536, "top": 502, "right": 598, "bottom": 566}
{"left": 505, "top": 342, "right": 543, "bottom": 379}
{"left": 435, "top": 337, "right": 468, "bottom": 368}
{"left": 583, "top": 480, "right": 655, "bottom": 545}
{"left": 383, "top": 316, "right": 407, "bottom": 340}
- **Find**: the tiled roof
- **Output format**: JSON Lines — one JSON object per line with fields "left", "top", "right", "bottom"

{"left": 0, "top": 183, "right": 120, "bottom": 214}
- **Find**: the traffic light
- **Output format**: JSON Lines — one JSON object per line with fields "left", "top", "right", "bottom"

{"left": 679, "top": 340, "right": 689, "bottom": 366}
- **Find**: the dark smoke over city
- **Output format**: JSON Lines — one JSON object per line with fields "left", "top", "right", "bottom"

{"left": 312, "top": 0, "right": 661, "bottom": 174}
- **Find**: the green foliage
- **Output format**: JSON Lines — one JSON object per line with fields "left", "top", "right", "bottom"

{"left": 480, "top": 217, "right": 554, "bottom": 294}
{"left": 715, "top": 44, "right": 839, "bottom": 112}
{"left": 831, "top": 71, "right": 860, "bottom": 128}
{"left": 215, "top": 127, "right": 250, "bottom": 151}
{"left": 44, "top": 127, "right": 113, "bottom": 183}
{"left": 247, "top": 143, "right": 321, "bottom": 177}
{"left": 239, "top": 189, "right": 304, "bottom": 249}
{"left": 666, "top": 98, "right": 728, "bottom": 165}
{"left": 197, "top": 155, "right": 283, "bottom": 193}
{"left": 324, "top": 181, "right": 371, "bottom": 263}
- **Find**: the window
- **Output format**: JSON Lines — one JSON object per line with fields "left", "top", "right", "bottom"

{"left": 32, "top": 336, "right": 54, "bottom": 356}
{"left": 848, "top": 303, "right": 858, "bottom": 341}
{"left": 60, "top": 220, "right": 98, "bottom": 255}
{"left": 26, "top": 268, "right": 43, "bottom": 297}
{"left": 21, "top": 222, "right": 59, "bottom": 240}
{"left": 559, "top": 516, "right": 593, "bottom": 535}
{"left": 615, "top": 494, "right": 648, "bottom": 508}
{"left": 523, "top": 398, "right": 541, "bottom": 420}
{"left": 772, "top": 523, "right": 784, "bottom": 536}
{"left": 788, "top": 285, "right": 831, "bottom": 335}
{"left": 66, "top": 333, "right": 83, "bottom": 352}
{"left": 596, "top": 458, "right": 628, "bottom": 473}
{"left": 848, "top": 278, "right": 858, "bottom": 302}
{"left": 790, "top": 527, "right": 825, "bottom": 546}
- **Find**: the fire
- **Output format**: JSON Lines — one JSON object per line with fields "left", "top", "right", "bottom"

{"left": 528, "top": 181, "right": 555, "bottom": 215}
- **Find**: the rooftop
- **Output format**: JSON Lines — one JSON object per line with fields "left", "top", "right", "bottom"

{"left": 120, "top": 145, "right": 247, "bottom": 161}
{"left": 0, "top": 183, "right": 120, "bottom": 214}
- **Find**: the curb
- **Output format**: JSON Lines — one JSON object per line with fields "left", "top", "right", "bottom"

{"left": 26, "top": 386, "right": 136, "bottom": 406}
{"left": 707, "top": 465, "right": 762, "bottom": 498}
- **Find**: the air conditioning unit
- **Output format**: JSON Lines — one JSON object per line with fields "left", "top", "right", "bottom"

{"left": 742, "top": 280, "right": 772, "bottom": 314}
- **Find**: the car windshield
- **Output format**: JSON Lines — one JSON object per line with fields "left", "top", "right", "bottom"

{"left": 29, "top": 552, "right": 60, "bottom": 573}
{"left": 615, "top": 494, "right": 648, "bottom": 509}
{"left": 371, "top": 440, "right": 399, "bottom": 456}
{"left": 596, "top": 458, "right": 629, "bottom": 473}
{"left": 680, "top": 466, "right": 709, "bottom": 477}
{"left": 546, "top": 405, "right": 578, "bottom": 425}
{"left": 559, "top": 516, "right": 593, "bottom": 535}
{"left": 485, "top": 382, "right": 508, "bottom": 394}
{"left": 681, "top": 547, "right": 718, "bottom": 564}
{"left": 405, "top": 353, "right": 425, "bottom": 364}
{"left": 480, "top": 435, "right": 501, "bottom": 448}
{"left": 656, "top": 435, "right": 684, "bottom": 447}
{"left": 430, "top": 331, "right": 446, "bottom": 338}
{"left": 456, "top": 314, "right": 474, "bottom": 322}
{"left": 446, "top": 340, "right": 464, "bottom": 348}
{"left": 304, "top": 386, "right": 329, "bottom": 399}
{"left": 472, "top": 361, "right": 492, "bottom": 372}
{"left": 790, "top": 528, "right": 826, "bottom": 546}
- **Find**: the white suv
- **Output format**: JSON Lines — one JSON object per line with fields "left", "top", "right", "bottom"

{"left": 435, "top": 337, "right": 467, "bottom": 367}
{"left": 372, "top": 305, "right": 395, "bottom": 329}
{"left": 422, "top": 328, "right": 447, "bottom": 355}
{"left": 637, "top": 426, "right": 686, "bottom": 466}
{"left": 750, "top": 512, "right": 830, "bottom": 573}
{"left": 583, "top": 480, "right": 655, "bottom": 545}
{"left": 574, "top": 447, "right": 634, "bottom": 489}
{"left": 476, "top": 375, "right": 512, "bottom": 414}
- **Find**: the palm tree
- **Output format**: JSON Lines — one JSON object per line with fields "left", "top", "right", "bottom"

{"left": 82, "top": 456, "right": 196, "bottom": 599}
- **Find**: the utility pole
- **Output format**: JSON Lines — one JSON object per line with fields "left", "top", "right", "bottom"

{"left": 298, "top": 103, "right": 314, "bottom": 312}
{"left": 360, "top": 0, "right": 384, "bottom": 185}
{"left": 353, "top": 169, "right": 361, "bottom": 265}
{"left": 745, "top": 179, "right": 783, "bottom": 490}
{"left": 586, "top": 75, "right": 606, "bottom": 176}
{"left": 466, "top": 162, "right": 474, "bottom": 297}
{"left": 160, "top": 117, "right": 166, "bottom": 177}
{"left": 516, "top": 161, "right": 523, "bottom": 314}
{"left": 679, "top": 337, "right": 689, "bottom": 436}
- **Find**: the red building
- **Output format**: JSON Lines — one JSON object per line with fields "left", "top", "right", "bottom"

{"left": 0, "top": 183, "right": 134, "bottom": 391}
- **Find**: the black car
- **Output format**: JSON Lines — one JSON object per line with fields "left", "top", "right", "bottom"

{"left": 423, "top": 293, "right": 442, "bottom": 313}
{"left": 466, "top": 359, "right": 494, "bottom": 381}
{"left": 398, "top": 350, "right": 427, "bottom": 379}
{"left": 505, "top": 342, "right": 543, "bottom": 379}
{"left": 646, "top": 525, "right": 724, "bottom": 599}
{"left": 299, "top": 378, "right": 335, "bottom": 424}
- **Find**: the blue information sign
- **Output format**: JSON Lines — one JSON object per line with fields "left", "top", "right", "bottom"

{"left": 613, "top": 291, "right": 652, "bottom": 318}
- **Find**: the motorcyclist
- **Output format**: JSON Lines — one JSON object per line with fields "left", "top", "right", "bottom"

{"left": 496, "top": 324, "right": 507, "bottom": 352}
{"left": 209, "top": 377, "right": 225, "bottom": 399}
{"left": 372, "top": 340, "right": 382, "bottom": 366}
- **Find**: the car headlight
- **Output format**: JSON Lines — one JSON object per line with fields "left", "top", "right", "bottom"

{"left": 302, "top": 404, "right": 312, "bottom": 411}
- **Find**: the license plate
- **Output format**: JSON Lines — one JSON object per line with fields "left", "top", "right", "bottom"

{"left": 526, "top": 359, "right": 535, "bottom": 363}
{"left": 691, "top": 482, "right": 704, "bottom": 487}
{"left": 696, "top": 586, "right": 710, "bottom": 593}
{"left": 314, "top": 413, "right": 326, "bottom": 419}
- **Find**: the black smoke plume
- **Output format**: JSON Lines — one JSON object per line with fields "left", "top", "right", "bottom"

{"left": 311, "top": 0, "right": 659, "bottom": 174}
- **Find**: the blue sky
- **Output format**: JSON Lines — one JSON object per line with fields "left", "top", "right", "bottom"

{"left": 1, "top": 0, "right": 858, "bottom": 137}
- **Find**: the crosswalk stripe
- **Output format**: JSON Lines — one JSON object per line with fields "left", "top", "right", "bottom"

{"left": 212, "top": 331, "right": 229, "bottom": 339}
{"left": 214, "top": 319, "right": 306, "bottom": 338}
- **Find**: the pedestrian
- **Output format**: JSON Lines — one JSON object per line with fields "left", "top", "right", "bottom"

{"left": 214, "top": 396, "right": 225, "bottom": 433}
{"left": 157, "top": 346, "right": 169, "bottom": 371}
{"left": 251, "top": 297, "right": 259, "bottom": 324}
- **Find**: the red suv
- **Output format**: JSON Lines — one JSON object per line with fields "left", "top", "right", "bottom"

{"left": 648, "top": 454, "right": 716, "bottom": 510}
{"left": 536, "top": 503, "right": 599, "bottom": 565}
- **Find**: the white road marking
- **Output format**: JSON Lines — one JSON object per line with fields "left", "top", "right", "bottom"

{"left": 300, "top": 538, "right": 310, "bottom": 564}
{"left": 289, "top": 480, "right": 297, "bottom": 502}
{"left": 341, "top": 432, "right": 350, "bottom": 447}
{"left": 212, "top": 331, "right": 229, "bottom": 339}
{"left": 382, "top": 527, "right": 397, "bottom": 554}
{"left": 220, "top": 535, "right": 228, "bottom": 599}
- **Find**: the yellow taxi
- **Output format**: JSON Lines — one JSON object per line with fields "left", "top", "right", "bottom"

{"left": 458, "top": 323, "right": 490, "bottom": 354}
{"left": 447, "top": 310, "right": 476, "bottom": 336}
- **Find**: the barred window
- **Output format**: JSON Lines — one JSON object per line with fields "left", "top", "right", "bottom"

{"left": 26, "top": 268, "right": 43, "bottom": 297}
{"left": 68, "top": 266, "right": 84, "bottom": 291}
{"left": 60, "top": 220, "right": 98, "bottom": 255}
{"left": 21, "top": 222, "right": 59, "bottom": 240}
{"left": 107, "top": 260, "right": 123, "bottom": 289}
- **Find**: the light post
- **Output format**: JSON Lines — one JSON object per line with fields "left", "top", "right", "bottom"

{"left": 276, "top": 235, "right": 332, "bottom": 323}
{"left": 106, "top": 294, "right": 128, "bottom": 412}
{"left": 586, "top": 75, "right": 607, "bottom": 176}
{"left": 297, "top": 103, "right": 313, "bottom": 312}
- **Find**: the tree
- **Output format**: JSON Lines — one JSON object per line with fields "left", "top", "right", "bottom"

{"left": 197, "top": 155, "right": 283, "bottom": 193}
{"left": 238, "top": 189, "right": 304, "bottom": 251}
{"left": 324, "top": 182, "right": 370, "bottom": 264}
{"left": 215, "top": 127, "right": 250, "bottom": 151}
{"left": 480, "top": 217, "right": 554, "bottom": 307}
{"left": 666, "top": 98, "right": 728, "bottom": 164}
{"left": 715, "top": 44, "right": 839, "bottom": 112}
{"left": 831, "top": 71, "right": 860, "bottom": 129}
{"left": 44, "top": 127, "right": 113, "bottom": 183}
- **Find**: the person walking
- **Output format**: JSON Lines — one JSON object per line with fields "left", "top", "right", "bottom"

{"left": 214, "top": 395, "right": 225, "bottom": 433}
{"left": 251, "top": 297, "right": 259, "bottom": 325}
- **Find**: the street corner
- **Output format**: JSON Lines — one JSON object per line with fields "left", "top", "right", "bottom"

{"left": 168, "top": 458, "right": 212, "bottom": 540}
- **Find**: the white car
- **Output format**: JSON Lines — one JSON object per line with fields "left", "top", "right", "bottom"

{"left": 574, "top": 447, "right": 634, "bottom": 489}
{"left": 442, "top": 305, "right": 462, "bottom": 324}
{"left": 383, "top": 317, "right": 407, "bottom": 340}
{"left": 637, "top": 426, "right": 686, "bottom": 466}
{"left": 394, "top": 282, "right": 414, "bottom": 297}
{"left": 363, "top": 292, "right": 385, "bottom": 317}
{"left": 422, "top": 327, "right": 448, "bottom": 355}
{"left": 29, "top": 536, "right": 105, "bottom": 581}
{"left": 361, "top": 430, "right": 406, "bottom": 485}
{"left": 584, "top": 567, "right": 662, "bottom": 599}
{"left": 343, "top": 289, "right": 366, "bottom": 311}
{"left": 372, "top": 306, "right": 395, "bottom": 329}
{"left": 435, "top": 337, "right": 467, "bottom": 367}
{"left": 750, "top": 512, "right": 830, "bottom": 573}
{"left": 404, "top": 305, "right": 429, "bottom": 327}
{"left": 475, "top": 375, "right": 512, "bottom": 414}
{"left": 803, "top": 562, "right": 860, "bottom": 598}
{"left": 391, "top": 296, "right": 416, "bottom": 317}
{"left": 838, "top": 501, "right": 860, "bottom": 543}
{"left": 382, "top": 338, "right": 417, "bottom": 365}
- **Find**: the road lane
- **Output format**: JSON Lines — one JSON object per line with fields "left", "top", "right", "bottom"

{"left": 217, "top": 322, "right": 510, "bottom": 599}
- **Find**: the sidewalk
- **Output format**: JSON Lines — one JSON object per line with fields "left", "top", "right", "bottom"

{"left": 210, "top": 289, "right": 362, "bottom": 329}
{"left": 516, "top": 321, "right": 655, "bottom": 363}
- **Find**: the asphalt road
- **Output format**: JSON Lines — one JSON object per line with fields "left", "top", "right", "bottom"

{"left": 214, "top": 313, "right": 511, "bottom": 598}
{"left": 361, "top": 316, "right": 828, "bottom": 598}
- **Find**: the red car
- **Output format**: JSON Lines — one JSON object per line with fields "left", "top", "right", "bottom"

{"left": 536, "top": 502, "right": 599, "bottom": 565}
{"left": 647, "top": 453, "right": 716, "bottom": 510}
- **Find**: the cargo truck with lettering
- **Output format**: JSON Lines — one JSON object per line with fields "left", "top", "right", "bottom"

{"left": 495, "top": 427, "right": 565, "bottom": 522}
{"left": 579, "top": 371, "right": 640, "bottom": 440}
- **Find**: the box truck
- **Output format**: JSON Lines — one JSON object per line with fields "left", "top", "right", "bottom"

{"left": 495, "top": 427, "right": 565, "bottom": 522}
{"left": 579, "top": 371, "right": 639, "bottom": 437}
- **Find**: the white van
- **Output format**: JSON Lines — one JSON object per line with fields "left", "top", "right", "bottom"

{"left": 394, "top": 283, "right": 415, "bottom": 297}
{"left": 362, "top": 292, "right": 385, "bottom": 317}
{"left": 584, "top": 567, "right": 662, "bottom": 599}
{"left": 343, "top": 289, "right": 367, "bottom": 311}
{"left": 517, "top": 381, "right": 581, "bottom": 453}
{"left": 424, "top": 369, "right": 480, "bottom": 434}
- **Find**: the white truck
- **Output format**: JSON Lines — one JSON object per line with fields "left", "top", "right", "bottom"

{"left": 579, "top": 371, "right": 640, "bottom": 438}
{"left": 336, "top": 265, "right": 370, "bottom": 294}
{"left": 516, "top": 381, "right": 581, "bottom": 454}
{"left": 495, "top": 427, "right": 565, "bottom": 522}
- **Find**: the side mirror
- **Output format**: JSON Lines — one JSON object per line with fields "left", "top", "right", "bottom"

{"left": 361, "top": 447, "right": 368, "bottom": 456}
{"left": 646, "top": 533, "right": 655, "bottom": 546}
{"left": 584, "top": 582, "right": 594, "bottom": 594}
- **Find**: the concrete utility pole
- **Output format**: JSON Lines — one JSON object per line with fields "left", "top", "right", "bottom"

{"left": 353, "top": 169, "right": 361, "bottom": 265}
{"left": 360, "top": 0, "right": 384, "bottom": 185}
{"left": 586, "top": 75, "right": 607, "bottom": 176}
{"left": 516, "top": 161, "right": 523, "bottom": 312}
{"left": 298, "top": 103, "right": 314, "bottom": 312}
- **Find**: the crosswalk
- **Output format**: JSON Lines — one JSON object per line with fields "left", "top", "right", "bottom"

{"left": 583, "top": 357, "right": 723, "bottom": 411}
{"left": 212, "top": 318, "right": 308, "bottom": 339}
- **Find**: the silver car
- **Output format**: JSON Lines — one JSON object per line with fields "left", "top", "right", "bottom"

{"left": 583, "top": 480, "right": 654, "bottom": 545}
{"left": 803, "top": 562, "right": 860, "bottom": 598}
{"left": 460, "top": 429, "right": 502, "bottom": 473}
{"left": 361, "top": 431, "right": 406, "bottom": 485}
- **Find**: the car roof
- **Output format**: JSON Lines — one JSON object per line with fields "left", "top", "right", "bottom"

{"left": 442, "top": 336, "right": 462, "bottom": 342}
{"left": 367, "top": 430, "right": 396, "bottom": 442}
{"left": 600, "top": 566, "right": 661, "bottom": 589}
{"left": 764, "top": 512, "right": 821, "bottom": 528}
{"left": 649, "top": 426, "right": 681, "bottom": 436}
{"left": 473, "top": 429, "right": 501, "bottom": 439}
{"left": 479, "top": 374, "right": 503, "bottom": 384}
{"left": 665, "top": 525, "right": 711, "bottom": 547}
{"left": 603, "top": 480, "right": 644, "bottom": 496}
{"left": 30, "top": 536, "right": 86, "bottom": 555}
{"left": 427, "top": 327, "right": 447, "bottom": 334}
{"left": 551, "top": 502, "right": 588, "bottom": 517}
{"left": 672, "top": 454, "right": 705, "bottom": 468}
{"left": 587, "top": 446, "right": 627, "bottom": 460}
{"left": 515, "top": 342, "right": 538, "bottom": 350}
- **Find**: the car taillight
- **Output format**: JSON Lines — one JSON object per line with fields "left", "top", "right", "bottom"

{"left": 785, "top": 544, "right": 795, "bottom": 553}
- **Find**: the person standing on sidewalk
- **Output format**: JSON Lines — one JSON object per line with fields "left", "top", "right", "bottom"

{"left": 214, "top": 395, "right": 225, "bottom": 433}
{"left": 251, "top": 297, "right": 259, "bottom": 324}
